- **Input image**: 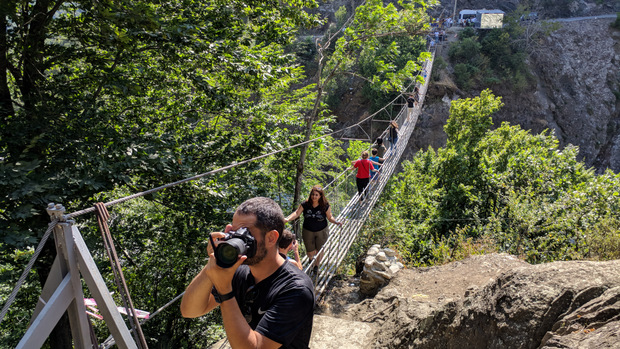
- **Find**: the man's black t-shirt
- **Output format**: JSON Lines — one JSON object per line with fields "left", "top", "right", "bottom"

{"left": 301, "top": 201, "right": 329, "bottom": 232}
{"left": 231, "top": 262, "right": 315, "bottom": 348}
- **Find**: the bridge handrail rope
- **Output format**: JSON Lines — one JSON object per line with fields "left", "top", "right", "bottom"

{"left": 0, "top": 218, "right": 58, "bottom": 326}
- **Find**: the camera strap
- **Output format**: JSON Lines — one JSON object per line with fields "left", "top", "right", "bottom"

{"left": 209, "top": 234, "right": 217, "bottom": 253}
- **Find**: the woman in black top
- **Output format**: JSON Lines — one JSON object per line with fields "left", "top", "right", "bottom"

{"left": 284, "top": 185, "right": 342, "bottom": 275}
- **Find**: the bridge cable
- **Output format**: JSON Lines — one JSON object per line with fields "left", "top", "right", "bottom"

{"left": 95, "top": 203, "right": 149, "bottom": 349}
{"left": 0, "top": 218, "right": 58, "bottom": 326}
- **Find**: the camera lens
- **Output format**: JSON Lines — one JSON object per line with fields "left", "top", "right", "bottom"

{"left": 215, "top": 238, "right": 248, "bottom": 268}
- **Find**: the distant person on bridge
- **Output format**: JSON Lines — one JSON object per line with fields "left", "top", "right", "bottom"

{"left": 181, "top": 197, "right": 315, "bottom": 348}
{"left": 349, "top": 150, "right": 382, "bottom": 202}
{"left": 406, "top": 88, "right": 419, "bottom": 121}
{"left": 388, "top": 121, "right": 399, "bottom": 151}
{"left": 373, "top": 137, "right": 387, "bottom": 158}
{"left": 278, "top": 229, "right": 303, "bottom": 270}
{"left": 369, "top": 148, "right": 384, "bottom": 182}
{"left": 284, "top": 185, "right": 342, "bottom": 276}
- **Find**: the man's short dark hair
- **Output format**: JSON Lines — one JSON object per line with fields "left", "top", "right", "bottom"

{"left": 376, "top": 137, "right": 383, "bottom": 145}
{"left": 236, "top": 197, "right": 285, "bottom": 241}
{"left": 278, "top": 229, "right": 295, "bottom": 249}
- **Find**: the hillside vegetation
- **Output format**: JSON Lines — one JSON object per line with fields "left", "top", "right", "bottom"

{"left": 349, "top": 90, "right": 620, "bottom": 271}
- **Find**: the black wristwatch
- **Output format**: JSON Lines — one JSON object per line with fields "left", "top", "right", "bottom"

{"left": 212, "top": 287, "right": 235, "bottom": 303}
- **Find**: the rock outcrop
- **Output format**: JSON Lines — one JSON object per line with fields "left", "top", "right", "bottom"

{"left": 529, "top": 18, "right": 620, "bottom": 171}
{"left": 412, "top": 17, "right": 620, "bottom": 173}
{"left": 359, "top": 245, "right": 404, "bottom": 296}
{"left": 321, "top": 254, "right": 620, "bottom": 349}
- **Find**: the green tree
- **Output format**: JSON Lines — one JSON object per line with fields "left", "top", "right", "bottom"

{"left": 290, "top": 0, "right": 435, "bottom": 219}
{"left": 367, "top": 91, "right": 620, "bottom": 267}
{"left": 1, "top": 1, "right": 321, "bottom": 347}
{"left": 435, "top": 89, "right": 503, "bottom": 236}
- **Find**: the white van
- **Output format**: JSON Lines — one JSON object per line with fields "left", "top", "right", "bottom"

{"left": 458, "top": 10, "right": 478, "bottom": 25}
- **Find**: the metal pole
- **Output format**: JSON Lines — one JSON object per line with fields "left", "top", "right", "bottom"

{"left": 453, "top": 0, "right": 458, "bottom": 24}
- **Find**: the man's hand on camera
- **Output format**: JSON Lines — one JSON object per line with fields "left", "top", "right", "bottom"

{"left": 205, "top": 229, "right": 246, "bottom": 295}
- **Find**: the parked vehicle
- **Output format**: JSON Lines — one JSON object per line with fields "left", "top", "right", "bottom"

{"left": 520, "top": 12, "right": 539, "bottom": 21}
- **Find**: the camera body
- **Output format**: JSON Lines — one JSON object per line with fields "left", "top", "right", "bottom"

{"left": 214, "top": 227, "right": 257, "bottom": 268}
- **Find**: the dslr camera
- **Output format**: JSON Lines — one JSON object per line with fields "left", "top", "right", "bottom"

{"left": 213, "top": 228, "right": 257, "bottom": 268}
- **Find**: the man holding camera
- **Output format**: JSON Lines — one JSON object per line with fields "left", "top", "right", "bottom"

{"left": 181, "top": 197, "right": 315, "bottom": 348}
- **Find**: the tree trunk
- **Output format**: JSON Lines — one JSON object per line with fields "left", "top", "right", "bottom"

{"left": 292, "top": 39, "right": 327, "bottom": 230}
{"left": 292, "top": 83, "right": 323, "bottom": 235}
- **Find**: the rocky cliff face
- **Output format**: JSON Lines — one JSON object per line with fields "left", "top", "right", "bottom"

{"left": 412, "top": 17, "right": 620, "bottom": 172}
{"left": 529, "top": 18, "right": 620, "bottom": 171}
{"left": 436, "top": 0, "right": 619, "bottom": 18}
{"left": 318, "top": 254, "right": 620, "bottom": 349}
{"left": 428, "top": 1, "right": 620, "bottom": 172}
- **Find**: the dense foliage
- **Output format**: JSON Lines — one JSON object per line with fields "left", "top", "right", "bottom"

{"left": 0, "top": 0, "right": 433, "bottom": 347}
{"left": 357, "top": 90, "right": 620, "bottom": 268}
{"left": 447, "top": 12, "right": 559, "bottom": 91}
{"left": 0, "top": 0, "right": 333, "bottom": 347}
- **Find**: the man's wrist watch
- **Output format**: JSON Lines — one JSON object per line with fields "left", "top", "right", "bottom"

{"left": 211, "top": 287, "right": 235, "bottom": 303}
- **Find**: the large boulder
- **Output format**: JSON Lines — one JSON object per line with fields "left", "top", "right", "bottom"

{"left": 341, "top": 254, "right": 620, "bottom": 348}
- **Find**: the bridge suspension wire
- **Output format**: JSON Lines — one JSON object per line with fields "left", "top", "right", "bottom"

{"left": 302, "top": 52, "right": 435, "bottom": 300}
{"left": 65, "top": 75, "right": 422, "bottom": 221}
{"left": 0, "top": 218, "right": 58, "bottom": 326}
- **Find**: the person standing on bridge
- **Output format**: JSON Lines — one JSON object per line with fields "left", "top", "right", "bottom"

{"left": 369, "top": 148, "right": 383, "bottom": 183}
{"left": 388, "top": 120, "right": 399, "bottom": 151}
{"left": 373, "top": 137, "right": 387, "bottom": 158}
{"left": 284, "top": 185, "right": 342, "bottom": 277}
{"left": 181, "top": 197, "right": 315, "bottom": 348}
{"left": 349, "top": 150, "right": 382, "bottom": 202}
{"left": 406, "top": 88, "right": 419, "bottom": 121}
